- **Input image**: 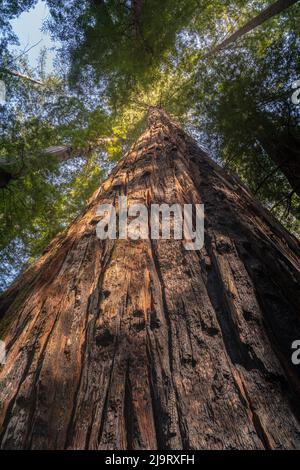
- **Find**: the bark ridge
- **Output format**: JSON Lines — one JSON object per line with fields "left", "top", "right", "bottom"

{"left": 0, "top": 107, "right": 300, "bottom": 450}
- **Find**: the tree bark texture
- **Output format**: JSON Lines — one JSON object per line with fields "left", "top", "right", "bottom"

{"left": 0, "top": 107, "right": 300, "bottom": 450}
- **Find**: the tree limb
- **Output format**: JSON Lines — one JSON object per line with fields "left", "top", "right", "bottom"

{"left": 3, "top": 69, "right": 44, "bottom": 86}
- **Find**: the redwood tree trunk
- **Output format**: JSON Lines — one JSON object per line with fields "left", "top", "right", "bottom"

{"left": 0, "top": 107, "right": 300, "bottom": 450}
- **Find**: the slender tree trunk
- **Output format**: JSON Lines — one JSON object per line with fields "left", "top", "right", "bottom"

{"left": 260, "top": 134, "right": 300, "bottom": 198}
{"left": 3, "top": 69, "right": 44, "bottom": 86}
{"left": 0, "top": 107, "right": 300, "bottom": 450}
{"left": 0, "top": 138, "right": 115, "bottom": 189}
{"left": 0, "top": 169, "right": 13, "bottom": 189}
{"left": 205, "top": 0, "right": 298, "bottom": 58}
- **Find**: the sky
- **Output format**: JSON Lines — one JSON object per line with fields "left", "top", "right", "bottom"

{"left": 9, "top": 0, "right": 58, "bottom": 74}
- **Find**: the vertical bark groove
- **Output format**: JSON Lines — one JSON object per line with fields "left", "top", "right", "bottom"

{"left": 0, "top": 107, "right": 299, "bottom": 449}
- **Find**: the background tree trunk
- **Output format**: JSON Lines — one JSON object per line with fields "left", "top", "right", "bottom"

{"left": 204, "top": 0, "right": 298, "bottom": 58}
{"left": 0, "top": 138, "right": 115, "bottom": 189}
{"left": 260, "top": 134, "right": 300, "bottom": 198}
{"left": 0, "top": 107, "right": 300, "bottom": 450}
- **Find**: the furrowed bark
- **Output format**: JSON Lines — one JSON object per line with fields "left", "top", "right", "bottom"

{"left": 0, "top": 107, "right": 299, "bottom": 450}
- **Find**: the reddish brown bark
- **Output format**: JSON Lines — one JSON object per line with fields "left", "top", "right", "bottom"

{"left": 0, "top": 107, "right": 300, "bottom": 449}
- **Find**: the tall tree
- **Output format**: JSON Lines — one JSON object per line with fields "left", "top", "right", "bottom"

{"left": 178, "top": 2, "right": 300, "bottom": 229}
{"left": 0, "top": 108, "right": 299, "bottom": 449}
{"left": 2, "top": 0, "right": 298, "bottom": 288}
{"left": 203, "top": 0, "right": 299, "bottom": 58}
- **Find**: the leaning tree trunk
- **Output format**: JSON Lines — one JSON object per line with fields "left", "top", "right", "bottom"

{"left": 260, "top": 133, "right": 300, "bottom": 198}
{"left": 204, "top": 0, "right": 298, "bottom": 58}
{"left": 0, "top": 107, "right": 300, "bottom": 450}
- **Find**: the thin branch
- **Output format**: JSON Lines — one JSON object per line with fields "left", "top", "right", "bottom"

{"left": 202, "top": 0, "right": 298, "bottom": 59}
{"left": 254, "top": 166, "right": 280, "bottom": 195}
{"left": 283, "top": 190, "right": 295, "bottom": 218}
{"left": 168, "top": 0, "right": 298, "bottom": 103}
{"left": 270, "top": 189, "right": 295, "bottom": 214}
{"left": 6, "top": 39, "right": 43, "bottom": 67}
{"left": 3, "top": 69, "right": 44, "bottom": 86}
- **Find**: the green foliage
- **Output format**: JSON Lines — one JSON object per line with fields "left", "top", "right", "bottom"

{"left": 0, "top": 0, "right": 300, "bottom": 289}
{"left": 182, "top": 2, "right": 300, "bottom": 234}
{"left": 0, "top": 0, "right": 38, "bottom": 61}
{"left": 46, "top": 0, "right": 199, "bottom": 104}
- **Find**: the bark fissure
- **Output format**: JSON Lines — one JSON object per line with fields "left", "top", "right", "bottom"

{"left": 0, "top": 107, "right": 299, "bottom": 449}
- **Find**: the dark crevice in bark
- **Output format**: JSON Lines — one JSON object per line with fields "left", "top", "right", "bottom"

{"left": 1, "top": 278, "right": 67, "bottom": 449}
{"left": 83, "top": 242, "right": 117, "bottom": 449}
{"left": 124, "top": 360, "right": 135, "bottom": 450}
{"left": 0, "top": 345, "right": 36, "bottom": 448}
{"left": 251, "top": 413, "right": 271, "bottom": 450}
{"left": 148, "top": 238, "right": 188, "bottom": 449}
{"left": 234, "top": 241, "right": 300, "bottom": 425}
{"left": 1, "top": 107, "right": 300, "bottom": 449}
{"left": 230, "top": 369, "right": 271, "bottom": 449}
{"left": 64, "top": 236, "right": 101, "bottom": 449}
{"left": 145, "top": 335, "right": 162, "bottom": 449}
{"left": 96, "top": 316, "right": 119, "bottom": 448}
{"left": 0, "top": 168, "right": 14, "bottom": 188}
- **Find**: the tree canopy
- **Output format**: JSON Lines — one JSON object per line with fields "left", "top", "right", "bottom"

{"left": 0, "top": 0, "right": 299, "bottom": 290}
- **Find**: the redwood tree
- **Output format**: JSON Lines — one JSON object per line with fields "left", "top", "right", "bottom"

{"left": 0, "top": 107, "right": 300, "bottom": 450}
{"left": 204, "top": 0, "right": 298, "bottom": 58}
